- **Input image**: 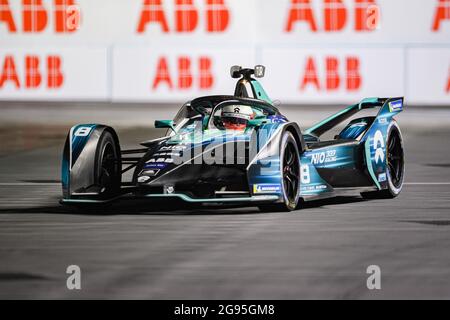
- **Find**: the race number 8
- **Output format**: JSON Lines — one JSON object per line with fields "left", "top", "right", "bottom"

{"left": 301, "top": 165, "right": 310, "bottom": 184}
{"left": 74, "top": 127, "right": 91, "bottom": 137}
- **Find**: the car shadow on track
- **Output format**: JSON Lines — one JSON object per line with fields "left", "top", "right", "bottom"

{"left": 299, "top": 196, "right": 367, "bottom": 209}
{"left": 0, "top": 196, "right": 367, "bottom": 216}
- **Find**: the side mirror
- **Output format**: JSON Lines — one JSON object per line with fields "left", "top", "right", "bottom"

{"left": 254, "top": 65, "right": 265, "bottom": 78}
{"left": 154, "top": 120, "right": 176, "bottom": 133}
{"left": 230, "top": 65, "right": 242, "bottom": 78}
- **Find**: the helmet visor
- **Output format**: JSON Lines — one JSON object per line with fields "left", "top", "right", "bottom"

{"left": 222, "top": 117, "right": 247, "bottom": 125}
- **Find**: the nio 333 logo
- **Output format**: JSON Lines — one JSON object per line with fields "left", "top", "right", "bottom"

{"left": 373, "top": 130, "right": 385, "bottom": 164}
{"left": 310, "top": 150, "right": 336, "bottom": 165}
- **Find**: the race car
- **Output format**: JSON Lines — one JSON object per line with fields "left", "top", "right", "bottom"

{"left": 61, "top": 65, "right": 405, "bottom": 212}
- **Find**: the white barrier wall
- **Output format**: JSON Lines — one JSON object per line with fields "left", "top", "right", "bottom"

{"left": 0, "top": 0, "right": 449, "bottom": 105}
{"left": 0, "top": 47, "right": 108, "bottom": 100}
{"left": 408, "top": 48, "right": 450, "bottom": 105}
{"left": 261, "top": 47, "right": 405, "bottom": 104}
{"left": 112, "top": 46, "right": 254, "bottom": 102}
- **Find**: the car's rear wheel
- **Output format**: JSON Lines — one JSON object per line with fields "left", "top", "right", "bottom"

{"left": 258, "top": 131, "right": 301, "bottom": 212}
{"left": 362, "top": 122, "right": 404, "bottom": 199}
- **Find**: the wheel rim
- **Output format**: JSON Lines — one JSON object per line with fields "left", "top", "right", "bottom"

{"left": 99, "top": 142, "right": 116, "bottom": 193}
{"left": 282, "top": 142, "right": 300, "bottom": 204}
{"left": 387, "top": 130, "right": 404, "bottom": 188}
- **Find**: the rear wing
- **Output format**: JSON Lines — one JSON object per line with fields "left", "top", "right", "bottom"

{"left": 304, "top": 97, "right": 404, "bottom": 138}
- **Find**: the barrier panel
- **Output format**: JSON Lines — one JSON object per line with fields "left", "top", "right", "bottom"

{"left": 0, "top": 0, "right": 449, "bottom": 104}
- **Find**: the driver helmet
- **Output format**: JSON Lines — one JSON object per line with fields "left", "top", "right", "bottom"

{"left": 221, "top": 105, "right": 254, "bottom": 130}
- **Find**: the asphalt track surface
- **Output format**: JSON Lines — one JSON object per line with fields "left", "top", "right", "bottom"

{"left": 1, "top": 112, "right": 450, "bottom": 299}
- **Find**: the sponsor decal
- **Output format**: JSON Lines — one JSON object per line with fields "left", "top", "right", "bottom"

{"left": 153, "top": 152, "right": 181, "bottom": 157}
{"left": 151, "top": 56, "right": 213, "bottom": 90}
{"left": 388, "top": 100, "right": 403, "bottom": 112}
{"left": 164, "top": 185, "right": 175, "bottom": 194}
{"left": 159, "top": 145, "right": 187, "bottom": 151}
{"left": 142, "top": 169, "right": 160, "bottom": 176}
{"left": 284, "top": 0, "right": 380, "bottom": 33}
{"left": 301, "top": 184, "right": 328, "bottom": 192}
{"left": 378, "top": 172, "right": 387, "bottom": 182}
{"left": 373, "top": 130, "right": 385, "bottom": 164}
{"left": 136, "top": 0, "right": 230, "bottom": 34}
{"left": 138, "top": 176, "right": 150, "bottom": 183}
{"left": 146, "top": 157, "right": 174, "bottom": 163}
{"left": 0, "top": 0, "right": 81, "bottom": 33}
{"left": 178, "top": 133, "right": 191, "bottom": 141}
{"left": 253, "top": 184, "right": 281, "bottom": 194}
{"left": 267, "top": 115, "right": 287, "bottom": 123}
{"left": 378, "top": 117, "right": 388, "bottom": 124}
{"left": 300, "top": 56, "right": 361, "bottom": 92}
{"left": 350, "top": 122, "right": 367, "bottom": 128}
{"left": 300, "top": 164, "right": 310, "bottom": 184}
{"left": 432, "top": 0, "right": 450, "bottom": 31}
{"left": 0, "top": 55, "right": 64, "bottom": 89}
{"left": 310, "top": 149, "right": 337, "bottom": 165}
{"left": 144, "top": 163, "right": 168, "bottom": 169}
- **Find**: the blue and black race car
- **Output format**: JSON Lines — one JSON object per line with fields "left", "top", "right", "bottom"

{"left": 61, "top": 65, "right": 405, "bottom": 212}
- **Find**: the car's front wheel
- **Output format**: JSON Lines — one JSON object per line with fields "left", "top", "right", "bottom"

{"left": 259, "top": 131, "right": 301, "bottom": 212}
{"left": 96, "top": 130, "right": 121, "bottom": 199}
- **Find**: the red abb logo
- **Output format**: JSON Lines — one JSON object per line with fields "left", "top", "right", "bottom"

{"left": 0, "top": 55, "right": 64, "bottom": 89}
{"left": 137, "top": 0, "right": 229, "bottom": 33}
{"left": 152, "top": 56, "right": 213, "bottom": 90}
{"left": 433, "top": 0, "right": 450, "bottom": 31}
{"left": 285, "top": 0, "right": 379, "bottom": 32}
{"left": 0, "top": 0, "right": 80, "bottom": 33}
{"left": 300, "top": 56, "right": 361, "bottom": 91}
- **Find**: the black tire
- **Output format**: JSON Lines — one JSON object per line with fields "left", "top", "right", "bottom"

{"left": 259, "top": 131, "right": 301, "bottom": 212}
{"left": 361, "top": 121, "right": 405, "bottom": 199}
{"left": 95, "top": 130, "right": 121, "bottom": 199}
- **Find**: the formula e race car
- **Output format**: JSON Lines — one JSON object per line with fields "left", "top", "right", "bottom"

{"left": 61, "top": 65, "right": 405, "bottom": 212}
